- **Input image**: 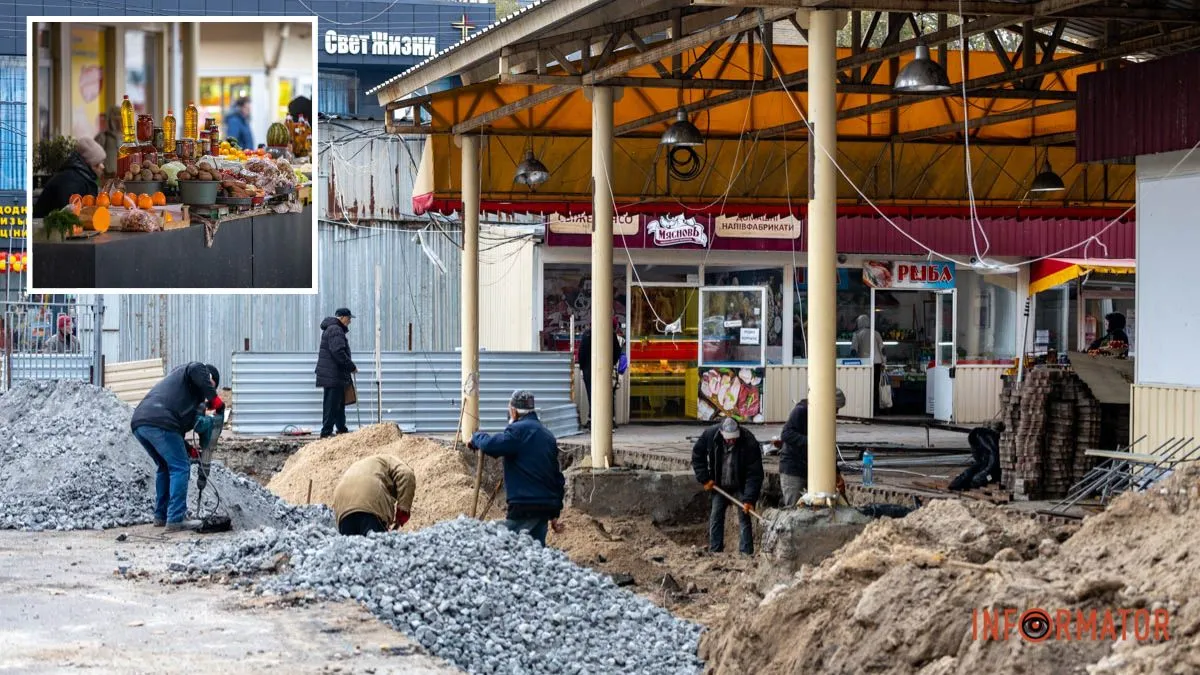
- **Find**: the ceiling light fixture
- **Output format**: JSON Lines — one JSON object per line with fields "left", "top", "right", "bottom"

{"left": 659, "top": 110, "right": 704, "bottom": 147}
{"left": 893, "top": 44, "right": 953, "bottom": 94}
{"left": 1030, "top": 159, "right": 1066, "bottom": 193}
{"left": 514, "top": 150, "right": 550, "bottom": 187}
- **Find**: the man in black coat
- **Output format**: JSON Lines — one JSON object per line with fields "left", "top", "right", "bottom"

{"left": 577, "top": 317, "right": 622, "bottom": 427}
{"left": 316, "top": 308, "right": 358, "bottom": 438}
{"left": 33, "top": 138, "right": 106, "bottom": 218}
{"left": 131, "top": 362, "right": 220, "bottom": 532}
{"left": 779, "top": 388, "right": 846, "bottom": 506}
{"left": 692, "top": 417, "right": 764, "bottom": 555}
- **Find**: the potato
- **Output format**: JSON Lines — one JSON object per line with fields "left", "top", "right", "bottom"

{"left": 140, "top": 169, "right": 153, "bottom": 181}
{"left": 130, "top": 162, "right": 142, "bottom": 174}
{"left": 199, "top": 171, "right": 214, "bottom": 181}
{"left": 153, "top": 172, "right": 166, "bottom": 181}
{"left": 123, "top": 171, "right": 134, "bottom": 180}
{"left": 145, "top": 162, "right": 158, "bottom": 172}
{"left": 197, "top": 161, "right": 213, "bottom": 171}
{"left": 178, "top": 170, "right": 192, "bottom": 181}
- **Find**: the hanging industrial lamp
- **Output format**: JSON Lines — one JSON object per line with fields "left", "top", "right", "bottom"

{"left": 514, "top": 150, "right": 550, "bottom": 187}
{"left": 893, "top": 44, "right": 953, "bottom": 94}
{"left": 1030, "top": 157, "right": 1066, "bottom": 193}
{"left": 660, "top": 110, "right": 704, "bottom": 147}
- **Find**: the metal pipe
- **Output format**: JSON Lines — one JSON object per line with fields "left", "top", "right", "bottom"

{"left": 806, "top": 10, "right": 839, "bottom": 500}
{"left": 590, "top": 86, "right": 615, "bottom": 469}
{"left": 460, "top": 134, "right": 480, "bottom": 441}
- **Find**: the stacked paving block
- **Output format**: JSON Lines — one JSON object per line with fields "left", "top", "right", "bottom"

{"left": 999, "top": 368, "right": 1104, "bottom": 500}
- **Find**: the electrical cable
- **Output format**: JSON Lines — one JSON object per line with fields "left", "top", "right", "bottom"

{"left": 667, "top": 146, "right": 704, "bottom": 181}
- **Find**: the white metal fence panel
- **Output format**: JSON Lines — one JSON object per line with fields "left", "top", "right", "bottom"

{"left": 231, "top": 351, "right": 580, "bottom": 438}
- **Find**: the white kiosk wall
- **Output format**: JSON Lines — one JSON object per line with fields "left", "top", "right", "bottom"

{"left": 1136, "top": 151, "right": 1200, "bottom": 387}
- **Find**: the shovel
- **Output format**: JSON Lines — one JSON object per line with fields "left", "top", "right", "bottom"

{"left": 710, "top": 484, "right": 767, "bottom": 524}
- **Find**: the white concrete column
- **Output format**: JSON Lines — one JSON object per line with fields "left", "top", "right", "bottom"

{"left": 806, "top": 10, "right": 838, "bottom": 500}
{"left": 459, "top": 134, "right": 481, "bottom": 441}
{"left": 590, "top": 86, "right": 615, "bottom": 468}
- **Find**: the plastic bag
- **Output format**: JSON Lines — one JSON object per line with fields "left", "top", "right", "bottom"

{"left": 878, "top": 371, "right": 894, "bottom": 410}
{"left": 121, "top": 209, "right": 163, "bottom": 233}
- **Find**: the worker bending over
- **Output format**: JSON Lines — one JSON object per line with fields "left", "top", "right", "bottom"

{"left": 131, "top": 362, "right": 220, "bottom": 532}
{"left": 469, "top": 390, "right": 566, "bottom": 546}
{"left": 332, "top": 455, "right": 417, "bottom": 535}
{"left": 692, "top": 417, "right": 764, "bottom": 555}
{"left": 779, "top": 388, "right": 846, "bottom": 506}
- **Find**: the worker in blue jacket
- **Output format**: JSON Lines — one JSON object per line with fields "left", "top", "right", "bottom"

{"left": 469, "top": 390, "right": 566, "bottom": 546}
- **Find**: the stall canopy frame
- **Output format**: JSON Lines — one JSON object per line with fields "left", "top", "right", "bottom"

{"left": 1029, "top": 257, "right": 1135, "bottom": 296}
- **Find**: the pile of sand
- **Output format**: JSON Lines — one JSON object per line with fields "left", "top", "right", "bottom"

{"left": 701, "top": 467, "right": 1200, "bottom": 674}
{"left": 268, "top": 424, "right": 505, "bottom": 529}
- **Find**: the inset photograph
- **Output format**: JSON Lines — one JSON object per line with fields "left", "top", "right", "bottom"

{"left": 27, "top": 17, "right": 317, "bottom": 292}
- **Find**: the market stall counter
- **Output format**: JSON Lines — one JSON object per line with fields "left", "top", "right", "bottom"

{"left": 32, "top": 204, "right": 312, "bottom": 289}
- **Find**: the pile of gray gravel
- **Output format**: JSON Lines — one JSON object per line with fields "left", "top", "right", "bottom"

{"left": 177, "top": 518, "right": 704, "bottom": 675}
{"left": 0, "top": 380, "right": 329, "bottom": 531}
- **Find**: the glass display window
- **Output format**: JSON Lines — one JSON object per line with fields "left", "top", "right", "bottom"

{"left": 704, "top": 267, "right": 783, "bottom": 364}
{"left": 628, "top": 284, "right": 700, "bottom": 421}
{"left": 199, "top": 76, "right": 251, "bottom": 135}
{"left": 955, "top": 269, "right": 1019, "bottom": 363}
{"left": 793, "top": 267, "right": 870, "bottom": 361}
{"left": 541, "top": 263, "right": 625, "bottom": 352}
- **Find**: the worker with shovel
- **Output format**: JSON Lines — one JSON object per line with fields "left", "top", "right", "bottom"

{"left": 332, "top": 455, "right": 417, "bottom": 535}
{"left": 692, "top": 417, "right": 764, "bottom": 555}
{"left": 130, "top": 362, "right": 220, "bottom": 532}
{"left": 469, "top": 390, "right": 566, "bottom": 546}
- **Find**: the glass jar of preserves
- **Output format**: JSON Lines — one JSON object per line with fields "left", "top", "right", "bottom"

{"left": 136, "top": 113, "right": 154, "bottom": 143}
{"left": 178, "top": 138, "right": 196, "bottom": 160}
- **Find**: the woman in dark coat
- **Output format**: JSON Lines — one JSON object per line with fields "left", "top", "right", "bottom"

{"left": 33, "top": 138, "right": 106, "bottom": 218}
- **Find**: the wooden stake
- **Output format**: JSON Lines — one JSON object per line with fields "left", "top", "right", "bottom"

{"left": 480, "top": 478, "right": 504, "bottom": 521}
{"left": 306, "top": 479, "right": 313, "bottom": 505}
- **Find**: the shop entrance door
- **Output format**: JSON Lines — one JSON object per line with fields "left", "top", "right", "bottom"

{"left": 627, "top": 283, "right": 700, "bottom": 421}
{"left": 697, "top": 286, "right": 769, "bottom": 423}
{"left": 929, "top": 289, "right": 957, "bottom": 422}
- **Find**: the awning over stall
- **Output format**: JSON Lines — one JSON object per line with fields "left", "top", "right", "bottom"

{"left": 1029, "top": 257, "right": 1135, "bottom": 296}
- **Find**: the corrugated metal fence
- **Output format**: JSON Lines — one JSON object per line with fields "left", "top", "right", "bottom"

{"left": 230, "top": 351, "right": 580, "bottom": 438}
{"left": 118, "top": 222, "right": 462, "bottom": 383}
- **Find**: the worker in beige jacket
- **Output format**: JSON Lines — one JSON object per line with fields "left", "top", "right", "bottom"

{"left": 331, "top": 455, "right": 417, "bottom": 535}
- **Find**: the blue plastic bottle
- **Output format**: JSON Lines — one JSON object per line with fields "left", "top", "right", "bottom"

{"left": 862, "top": 450, "right": 875, "bottom": 487}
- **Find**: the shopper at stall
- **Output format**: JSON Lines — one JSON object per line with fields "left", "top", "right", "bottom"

{"left": 225, "top": 97, "right": 255, "bottom": 150}
{"left": 32, "top": 138, "right": 105, "bottom": 218}
{"left": 1088, "top": 312, "right": 1130, "bottom": 351}
{"left": 692, "top": 417, "right": 764, "bottom": 555}
{"left": 851, "top": 314, "right": 887, "bottom": 415}
{"left": 94, "top": 106, "right": 122, "bottom": 179}
{"left": 315, "top": 308, "right": 357, "bottom": 438}
{"left": 41, "top": 315, "right": 81, "bottom": 354}
{"left": 577, "top": 317, "right": 622, "bottom": 427}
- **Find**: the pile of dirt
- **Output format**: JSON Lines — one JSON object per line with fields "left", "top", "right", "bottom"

{"left": 268, "top": 424, "right": 506, "bottom": 529}
{"left": 701, "top": 467, "right": 1200, "bottom": 674}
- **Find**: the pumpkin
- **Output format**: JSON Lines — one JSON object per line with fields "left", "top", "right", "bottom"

{"left": 81, "top": 194, "right": 95, "bottom": 207}
{"left": 137, "top": 194, "right": 154, "bottom": 210}
{"left": 152, "top": 191, "right": 166, "bottom": 206}
{"left": 96, "top": 193, "right": 111, "bottom": 208}
{"left": 267, "top": 121, "right": 290, "bottom": 147}
{"left": 112, "top": 190, "right": 125, "bottom": 205}
{"left": 84, "top": 206, "right": 110, "bottom": 233}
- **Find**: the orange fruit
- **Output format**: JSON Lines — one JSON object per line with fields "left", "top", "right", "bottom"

{"left": 112, "top": 190, "right": 124, "bottom": 205}
{"left": 81, "top": 194, "right": 95, "bottom": 207}
{"left": 96, "top": 193, "right": 110, "bottom": 207}
{"left": 137, "top": 194, "right": 154, "bottom": 210}
{"left": 152, "top": 191, "right": 166, "bottom": 206}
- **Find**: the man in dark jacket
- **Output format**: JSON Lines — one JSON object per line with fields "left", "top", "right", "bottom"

{"left": 316, "top": 308, "right": 357, "bottom": 438}
{"left": 779, "top": 387, "right": 846, "bottom": 506}
{"left": 131, "top": 362, "right": 220, "bottom": 532}
{"left": 33, "top": 138, "right": 106, "bottom": 217}
{"left": 578, "top": 317, "right": 622, "bottom": 428}
{"left": 469, "top": 390, "right": 566, "bottom": 546}
{"left": 692, "top": 417, "right": 764, "bottom": 554}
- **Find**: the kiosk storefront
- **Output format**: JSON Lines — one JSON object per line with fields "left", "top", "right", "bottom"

{"left": 537, "top": 210, "right": 1026, "bottom": 424}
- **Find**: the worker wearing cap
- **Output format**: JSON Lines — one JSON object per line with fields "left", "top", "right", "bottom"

{"left": 779, "top": 388, "right": 846, "bottom": 507}
{"left": 41, "top": 314, "right": 81, "bottom": 354}
{"left": 131, "top": 362, "right": 220, "bottom": 532}
{"left": 332, "top": 454, "right": 418, "bottom": 535}
{"left": 315, "top": 307, "right": 358, "bottom": 438}
{"left": 469, "top": 390, "right": 566, "bottom": 546}
{"left": 692, "top": 417, "right": 765, "bottom": 555}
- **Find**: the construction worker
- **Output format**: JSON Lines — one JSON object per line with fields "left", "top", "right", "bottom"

{"left": 469, "top": 390, "right": 566, "bottom": 546}
{"left": 331, "top": 454, "right": 417, "bottom": 535}
{"left": 779, "top": 388, "right": 846, "bottom": 506}
{"left": 131, "top": 362, "right": 220, "bottom": 532}
{"left": 315, "top": 307, "right": 357, "bottom": 438}
{"left": 692, "top": 417, "right": 764, "bottom": 555}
